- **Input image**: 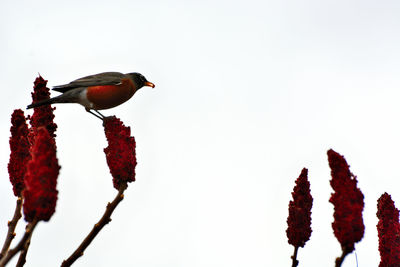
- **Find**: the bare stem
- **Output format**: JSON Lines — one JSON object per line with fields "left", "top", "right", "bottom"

{"left": 0, "top": 219, "right": 38, "bottom": 267}
{"left": 15, "top": 231, "right": 33, "bottom": 267}
{"left": 0, "top": 197, "right": 23, "bottom": 259}
{"left": 61, "top": 183, "right": 128, "bottom": 267}
{"left": 291, "top": 246, "right": 299, "bottom": 267}
{"left": 335, "top": 248, "right": 350, "bottom": 267}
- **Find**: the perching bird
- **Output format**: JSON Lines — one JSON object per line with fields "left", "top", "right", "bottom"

{"left": 27, "top": 72, "right": 155, "bottom": 119}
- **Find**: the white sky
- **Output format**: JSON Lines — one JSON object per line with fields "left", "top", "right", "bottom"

{"left": 1, "top": 0, "right": 400, "bottom": 266}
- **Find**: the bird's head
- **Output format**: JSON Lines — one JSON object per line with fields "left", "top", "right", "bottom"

{"left": 126, "top": 73, "right": 155, "bottom": 89}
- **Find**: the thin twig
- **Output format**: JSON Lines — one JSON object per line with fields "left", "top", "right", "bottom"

{"left": 0, "top": 219, "right": 38, "bottom": 267}
{"left": 0, "top": 197, "right": 23, "bottom": 259}
{"left": 335, "top": 248, "right": 350, "bottom": 267}
{"left": 291, "top": 246, "right": 299, "bottom": 267}
{"left": 61, "top": 183, "right": 128, "bottom": 267}
{"left": 15, "top": 231, "right": 33, "bottom": 267}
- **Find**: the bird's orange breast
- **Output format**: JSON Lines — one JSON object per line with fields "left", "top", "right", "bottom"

{"left": 86, "top": 78, "right": 136, "bottom": 110}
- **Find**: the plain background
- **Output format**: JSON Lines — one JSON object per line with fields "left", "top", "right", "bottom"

{"left": 1, "top": 0, "right": 400, "bottom": 266}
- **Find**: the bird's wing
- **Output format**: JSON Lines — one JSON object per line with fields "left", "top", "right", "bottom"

{"left": 52, "top": 72, "right": 126, "bottom": 93}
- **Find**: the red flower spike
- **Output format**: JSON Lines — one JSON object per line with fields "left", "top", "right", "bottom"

{"left": 327, "top": 149, "right": 365, "bottom": 254}
{"left": 103, "top": 116, "right": 137, "bottom": 189}
{"left": 286, "top": 168, "right": 313, "bottom": 247}
{"left": 23, "top": 127, "right": 60, "bottom": 222}
{"left": 8, "top": 109, "right": 31, "bottom": 196}
{"left": 377, "top": 193, "right": 400, "bottom": 267}
{"left": 29, "top": 75, "right": 57, "bottom": 140}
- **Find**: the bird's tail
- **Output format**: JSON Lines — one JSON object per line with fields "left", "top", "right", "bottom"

{"left": 27, "top": 95, "right": 63, "bottom": 109}
{"left": 27, "top": 88, "right": 85, "bottom": 109}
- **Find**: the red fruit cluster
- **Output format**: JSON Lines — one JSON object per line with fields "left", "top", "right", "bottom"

{"left": 286, "top": 168, "right": 313, "bottom": 247}
{"left": 29, "top": 76, "right": 57, "bottom": 139}
{"left": 377, "top": 193, "right": 400, "bottom": 267}
{"left": 327, "top": 149, "right": 364, "bottom": 253}
{"left": 103, "top": 116, "right": 137, "bottom": 189}
{"left": 8, "top": 109, "right": 31, "bottom": 196}
{"left": 23, "top": 127, "right": 60, "bottom": 222}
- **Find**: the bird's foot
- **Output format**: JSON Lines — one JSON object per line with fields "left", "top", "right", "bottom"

{"left": 85, "top": 108, "right": 105, "bottom": 121}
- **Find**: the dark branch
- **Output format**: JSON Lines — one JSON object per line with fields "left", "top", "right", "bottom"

{"left": 291, "top": 246, "right": 299, "bottom": 267}
{"left": 0, "top": 219, "right": 38, "bottom": 267}
{"left": 335, "top": 247, "right": 350, "bottom": 267}
{"left": 61, "top": 183, "right": 128, "bottom": 267}
{"left": 0, "top": 197, "right": 23, "bottom": 259}
{"left": 15, "top": 231, "right": 33, "bottom": 267}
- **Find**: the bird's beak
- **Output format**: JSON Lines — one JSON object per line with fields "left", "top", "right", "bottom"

{"left": 144, "top": 81, "right": 155, "bottom": 88}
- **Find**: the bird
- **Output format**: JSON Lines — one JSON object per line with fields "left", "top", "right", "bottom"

{"left": 27, "top": 72, "right": 155, "bottom": 119}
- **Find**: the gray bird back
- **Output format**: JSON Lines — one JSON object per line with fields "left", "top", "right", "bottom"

{"left": 52, "top": 72, "right": 126, "bottom": 93}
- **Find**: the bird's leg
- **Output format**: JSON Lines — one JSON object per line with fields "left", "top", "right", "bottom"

{"left": 93, "top": 109, "right": 107, "bottom": 118}
{"left": 85, "top": 108, "right": 104, "bottom": 120}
